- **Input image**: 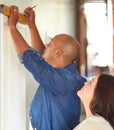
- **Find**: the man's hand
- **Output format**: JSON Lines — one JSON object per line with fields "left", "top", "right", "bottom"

{"left": 24, "top": 7, "right": 35, "bottom": 28}
{"left": 8, "top": 6, "right": 19, "bottom": 29}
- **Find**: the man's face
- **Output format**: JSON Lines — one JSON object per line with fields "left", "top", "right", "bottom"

{"left": 42, "top": 39, "right": 60, "bottom": 63}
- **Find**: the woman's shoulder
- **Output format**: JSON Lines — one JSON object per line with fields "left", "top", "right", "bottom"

{"left": 74, "top": 115, "right": 113, "bottom": 130}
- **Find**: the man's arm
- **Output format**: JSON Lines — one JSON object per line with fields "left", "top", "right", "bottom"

{"left": 24, "top": 7, "right": 45, "bottom": 51}
{"left": 8, "top": 6, "right": 30, "bottom": 54}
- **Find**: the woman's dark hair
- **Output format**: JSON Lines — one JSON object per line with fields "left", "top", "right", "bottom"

{"left": 90, "top": 73, "right": 114, "bottom": 128}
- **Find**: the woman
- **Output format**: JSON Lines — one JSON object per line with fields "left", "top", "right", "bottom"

{"left": 76, "top": 73, "right": 114, "bottom": 130}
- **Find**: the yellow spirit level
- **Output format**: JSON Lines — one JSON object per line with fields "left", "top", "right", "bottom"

{"left": 0, "top": 4, "right": 26, "bottom": 24}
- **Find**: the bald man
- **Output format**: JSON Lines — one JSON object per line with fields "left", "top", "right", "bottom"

{"left": 8, "top": 6, "right": 86, "bottom": 130}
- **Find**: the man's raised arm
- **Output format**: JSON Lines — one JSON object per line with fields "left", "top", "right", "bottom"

{"left": 8, "top": 6, "right": 30, "bottom": 54}
{"left": 24, "top": 7, "right": 45, "bottom": 51}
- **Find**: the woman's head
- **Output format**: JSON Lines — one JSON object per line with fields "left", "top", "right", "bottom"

{"left": 90, "top": 73, "right": 114, "bottom": 128}
{"left": 77, "top": 73, "right": 114, "bottom": 128}
{"left": 77, "top": 75, "right": 98, "bottom": 104}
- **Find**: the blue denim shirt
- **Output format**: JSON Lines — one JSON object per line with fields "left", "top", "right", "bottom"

{"left": 18, "top": 48, "right": 86, "bottom": 130}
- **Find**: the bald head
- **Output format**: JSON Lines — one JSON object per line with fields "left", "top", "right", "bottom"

{"left": 53, "top": 34, "right": 80, "bottom": 62}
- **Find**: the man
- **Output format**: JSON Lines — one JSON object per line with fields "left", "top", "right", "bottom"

{"left": 8, "top": 5, "right": 86, "bottom": 130}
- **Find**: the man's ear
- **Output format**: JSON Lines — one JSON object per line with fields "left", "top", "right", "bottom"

{"left": 55, "top": 49, "right": 63, "bottom": 57}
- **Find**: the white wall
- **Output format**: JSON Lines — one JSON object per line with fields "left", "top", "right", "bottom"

{"left": 0, "top": 0, "right": 33, "bottom": 11}
{"left": 0, "top": 15, "right": 27, "bottom": 130}
{"left": 35, "top": 0, "right": 77, "bottom": 42}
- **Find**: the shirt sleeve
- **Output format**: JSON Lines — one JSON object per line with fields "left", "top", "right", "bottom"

{"left": 18, "top": 48, "right": 45, "bottom": 83}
